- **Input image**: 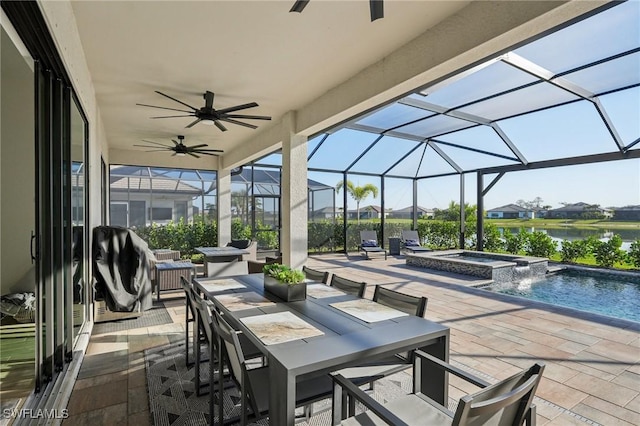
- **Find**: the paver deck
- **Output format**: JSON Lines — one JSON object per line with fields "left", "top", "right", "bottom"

{"left": 63, "top": 254, "right": 639, "bottom": 425}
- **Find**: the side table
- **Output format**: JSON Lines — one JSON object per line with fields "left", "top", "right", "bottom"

{"left": 155, "top": 261, "right": 195, "bottom": 301}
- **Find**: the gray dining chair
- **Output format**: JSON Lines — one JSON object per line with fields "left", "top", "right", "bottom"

{"left": 328, "top": 274, "right": 366, "bottom": 297}
{"left": 189, "top": 284, "right": 263, "bottom": 398}
{"left": 373, "top": 285, "right": 427, "bottom": 317}
{"left": 211, "top": 309, "right": 337, "bottom": 426}
{"left": 180, "top": 276, "right": 204, "bottom": 367}
{"left": 303, "top": 266, "right": 330, "bottom": 284}
{"left": 332, "top": 351, "right": 545, "bottom": 426}
{"left": 334, "top": 286, "right": 427, "bottom": 388}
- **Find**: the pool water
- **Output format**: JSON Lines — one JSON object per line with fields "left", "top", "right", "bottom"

{"left": 485, "top": 271, "right": 640, "bottom": 322}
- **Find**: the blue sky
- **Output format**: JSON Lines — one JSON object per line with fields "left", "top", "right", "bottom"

{"left": 299, "top": 1, "right": 640, "bottom": 212}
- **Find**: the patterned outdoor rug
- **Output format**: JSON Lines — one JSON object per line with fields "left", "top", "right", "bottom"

{"left": 145, "top": 342, "right": 413, "bottom": 426}
{"left": 93, "top": 302, "right": 173, "bottom": 334}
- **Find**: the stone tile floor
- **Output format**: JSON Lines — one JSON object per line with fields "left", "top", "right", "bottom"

{"left": 63, "top": 254, "right": 640, "bottom": 425}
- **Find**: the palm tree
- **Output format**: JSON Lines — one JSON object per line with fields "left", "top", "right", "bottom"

{"left": 336, "top": 180, "right": 379, "bottom": 224}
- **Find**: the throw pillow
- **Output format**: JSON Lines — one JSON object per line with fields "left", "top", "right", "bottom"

{"left": 404, "top": 239, "right": 420, "bottom": 247}
{"left": 362, "top": 239, "right": 378, "bottom": 247}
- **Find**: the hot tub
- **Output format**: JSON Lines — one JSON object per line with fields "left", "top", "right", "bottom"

{"left": 406, "top": 250, "right": 548, "bottom": 283}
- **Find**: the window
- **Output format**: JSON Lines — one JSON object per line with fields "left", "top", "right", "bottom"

{"left": 149, "top": 207, "right": 171, "bottom": 221}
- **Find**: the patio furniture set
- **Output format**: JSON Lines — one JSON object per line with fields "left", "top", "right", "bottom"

{"left": 359, "top": 230, "right": 432, "bottom": 260}
{"left": 177, "top": 264, "right": 544, "bottom": 425}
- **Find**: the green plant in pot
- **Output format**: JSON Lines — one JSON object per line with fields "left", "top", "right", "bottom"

{"left": 263, "top": 263, "right": 307, "bottom": 301}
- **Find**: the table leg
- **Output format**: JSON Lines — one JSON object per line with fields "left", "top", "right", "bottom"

{"left": 268, "top": 357, "right": 296, "bottom": 425}
{"left": 418, "top": 332, "right": 449, "bottom": 405}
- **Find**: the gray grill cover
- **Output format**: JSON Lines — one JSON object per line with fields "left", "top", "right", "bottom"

{"left": 92, "top": 226, "right": 152, "bottom": 312}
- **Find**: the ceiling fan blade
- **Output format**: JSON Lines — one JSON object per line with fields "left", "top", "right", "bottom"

{"left": 219, "top": 117, "right": 258, "bottom": 129}
{"left": 186, "top": 118, "right": 202, "bottom": 128}
{"left": 187, "top": 152, "right": 201, "bottom": 158}
{"left": 290, "top": 0, "right": 310, "bottom": 13}
{"left": 155, "top": 90, "right": 198, "bottom": 110}
{"left": 216, "top": 102, "right": 259, "bottom": 114}
{"left": 144, "top": 149, "right": 172, "bottom": 152}
{"left": 370, "top": 0, "right": 383, "bottom": 21}
{"left": 150, "top": 115, "right": 194, "bottom": 119}
{"left": 136, "top": 103, "right": 193, "bottom": 113}
{"left": 195, "top": 151, "right": 219, "bottom": 157}
{"left": 188, "top": 144, "right": 208, "bottom": 149}
{"left": 224, "top": 114, "right": 271, "bottom": 121}
{"left": 141, "top": 140, "right": 173, "bottom": 148}
{"left": 214, "top": 120, "right": 227, "bottom": 132}
{"left": 171, "top": 139, "right": 180, "bottom": 146}
{"left": 204, "top": 91, "right": 215, "bottom": 109}
{"left": 195, "top": 149, "right": 224, "bottom": 153}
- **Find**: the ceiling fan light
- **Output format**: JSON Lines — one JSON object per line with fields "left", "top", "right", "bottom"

{"left": 201, "top": 118, "right": 215, "bottom": 126}
{"left": 176, "top": 152, "right": 186, "bottom": 157}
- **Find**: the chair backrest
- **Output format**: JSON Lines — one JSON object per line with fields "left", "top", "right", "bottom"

{"left": 180, "top": 276, "right": 201, "bottom": 320}
{"left": 190, "top": 286, "right": 215, "bottom": 348}
{"left": 302, "top": 266, "right": 330, "bottom": 284}
{"left": 329, "top": 274, "right": 366, "bottom": 298}
{"left": 360, "top": 230, "right": 379, "bottom": 245}
{"left": 373, "top": 286, "right": 427, "bottom": 317}
{"left": 401, "top": 230, "right": 421, "bottom": 244}
{"left": 210, "top": 309, "right": 262, "bottom": 416}
{"left": 453, "top": 363, "right": 545, "bottom": 426}
{"left": 247, "top": 260, "right": 266, "bottom": 274}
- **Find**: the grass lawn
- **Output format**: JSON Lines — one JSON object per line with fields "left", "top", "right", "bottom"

{"left": 486, "top": 218, "right": 640, "bottom": 229}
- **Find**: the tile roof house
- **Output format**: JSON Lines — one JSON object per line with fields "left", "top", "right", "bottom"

{"left": 545, "top": 202, "right": 612, "bottom": 219}
{"left": 346, "top": 205, "right": 391, "bottom": 220}
{"left": 390, "top": 206, "right": 434, "bottom": 220}
{"left": 612, "top": 205, "right": 640, "bottom": 221}
{"left": 486, "top": 204, "right": 535, "bottom": 219}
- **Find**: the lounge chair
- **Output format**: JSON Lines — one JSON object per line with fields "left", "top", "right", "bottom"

{"left": 401, "top": 229, "right": 431, "bottom": 253}
{"left": 359, "top": 231, "right": 387, "bottom": 260}
{"left": 332, "top": 351, "right": 544, "bottom": 426}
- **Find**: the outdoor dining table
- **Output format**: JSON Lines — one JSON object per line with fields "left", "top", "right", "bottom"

{"left": 193, "top": 273, "right": 450, "bottom": 426}
{"left": 194, "top": 246, "right": 250, "bottom": 277}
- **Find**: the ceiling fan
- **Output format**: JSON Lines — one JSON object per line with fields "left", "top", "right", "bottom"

{"left": 133, "top": 135, "right": 223, "bottom": 158}
{"left": 290, "top": 0, "right": 383, "bottom": 21}
{"left": 137, "top": 90, "right": 271, "bottom": 131}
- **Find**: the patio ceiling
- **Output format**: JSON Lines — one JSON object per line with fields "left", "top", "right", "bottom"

{"left": 298, "top": 1, "right": 639, "bottom": 179}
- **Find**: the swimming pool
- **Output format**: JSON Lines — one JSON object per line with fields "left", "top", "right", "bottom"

{"left": 483, "top": 269, "right": 640, "bottom": 322}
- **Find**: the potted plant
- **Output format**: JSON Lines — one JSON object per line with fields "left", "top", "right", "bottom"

{"left": 262, "top": 263, "right": 307, "bottom": 302}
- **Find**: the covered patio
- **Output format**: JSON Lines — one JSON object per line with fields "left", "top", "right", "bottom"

{"left": 1, "top": 1, "right": 638, "bottom": 424}
{"left": 64, "top": 254, "right": 639, "bottom": 425}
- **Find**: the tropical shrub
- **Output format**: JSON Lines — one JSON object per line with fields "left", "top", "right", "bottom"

{"left": 482, "top": 222, "right": 503, "bottom": 252}
{"left": 627, "top": 240, "right": 640, "bottom": 268}
{"left": 560, "top": 239, "right": 591, "bottom": 263}
{"left": 136, "top": 218, "right": 218, "bottom": 256}
{"left": 503, "top": 228, "right": 527, "bottom": 254}
{"left": 524, "top": 231, "right": 557, "bottom": 258}
{"left": 592, "top": 234, "right": 626, "bottom": 268}
{"left": 417, "top": 220, "right": 459, "bottom": 249}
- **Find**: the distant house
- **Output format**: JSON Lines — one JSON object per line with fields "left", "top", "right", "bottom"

{"left": 612, "top": 205, "right": 640, "bottom": 221}
{"left": 390, "top": 206, "right": 434, "bottom": 220}
{"left": 545, "top": 202, "right": 612, "bottom": 219}
{"left": 110, "top": 166, "right": 203, "bottom": 227}
{"left": 310, "top": 207, "right": 336, "bottom": 221}
{"left": 486, "top": 204, "right": 535, "bottom": 219}
{"left": 346, "top": 205, "right": 391, "bottom": 220}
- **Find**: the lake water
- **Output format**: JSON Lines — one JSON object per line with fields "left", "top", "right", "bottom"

{"left": 500, "top": 227, "right": 640, "bottom": 252}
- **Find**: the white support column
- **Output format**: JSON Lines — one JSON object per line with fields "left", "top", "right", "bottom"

{"left": 281, "top": 114, "right": 308, "bottom": 269}
{"left": 217, "top": 168, "right": 232, "bottom": 246}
